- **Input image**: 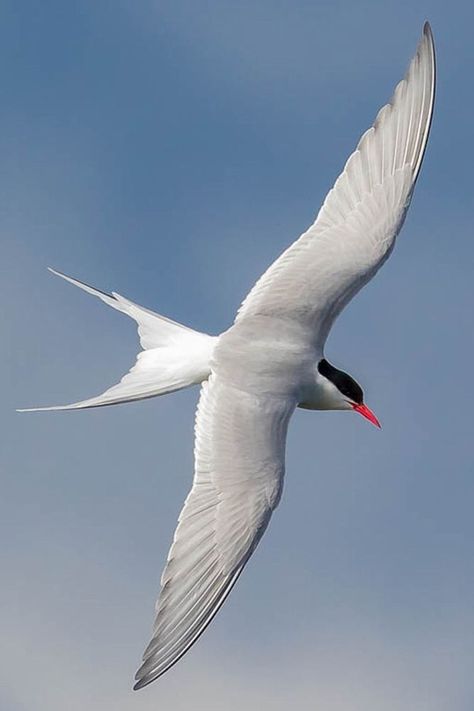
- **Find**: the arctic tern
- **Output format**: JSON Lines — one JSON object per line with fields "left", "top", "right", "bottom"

{"left": 20, "top": 23, "right": 435, "bottom": 689}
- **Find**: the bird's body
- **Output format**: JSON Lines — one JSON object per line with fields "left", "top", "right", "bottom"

{"left": 20, "top": 23, "right": 436, "bottom": 689}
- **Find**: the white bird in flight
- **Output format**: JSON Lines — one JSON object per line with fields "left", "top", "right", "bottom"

{"left": 20, "top": 23, "right": 435, "bottom": 689}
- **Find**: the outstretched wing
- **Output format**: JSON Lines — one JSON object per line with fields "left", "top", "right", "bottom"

{"left": 134, "top": 374, "right": 295, "bottom": 689}
{"left": 237, "top": 23, "right": 435, "bottom": 349}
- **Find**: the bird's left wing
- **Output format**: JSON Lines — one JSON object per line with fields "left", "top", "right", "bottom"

{"left": 134, "top": 374, "right": 296, "bottom": 689}
{"left": 237, "top": 23, "right": 435, "bottom": 348}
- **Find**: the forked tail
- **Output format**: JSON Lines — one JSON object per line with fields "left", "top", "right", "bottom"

{"left": 18, "top": 269, "right": 217, "bottom": 412}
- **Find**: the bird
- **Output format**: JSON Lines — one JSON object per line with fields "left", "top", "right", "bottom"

{"left": 19, "top": 23, "right": 435, "bottom": 689}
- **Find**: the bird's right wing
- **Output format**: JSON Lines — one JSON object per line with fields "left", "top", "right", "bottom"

{"left": 237, "top": 23, "right": 435, "bottom": 349}
{"left": 134, "top": 373, "right": 296, "bottom": 689}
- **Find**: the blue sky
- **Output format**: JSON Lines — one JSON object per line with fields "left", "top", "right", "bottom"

{"left": 3, "top": 2, "right": 474, "bottom": 709}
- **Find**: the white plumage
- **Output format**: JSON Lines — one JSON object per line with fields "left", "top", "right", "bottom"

{"left": 135, "top": 377, "right": 295, "bottom": 686}
{"left": 237, "top": 23, "right": 435, "bottom": 347}
{"left": 20, "top": 24, "right": 435, "bottom": 690}
{"left": 18, "top": 268, "right": 217, "bottom": 410}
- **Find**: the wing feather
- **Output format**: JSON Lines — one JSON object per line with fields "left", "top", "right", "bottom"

{"left": 237, "top": 24, "right": 435, "bottom": 348}
{"left": 134, "top": 376, "right": 295, "bottom": 689}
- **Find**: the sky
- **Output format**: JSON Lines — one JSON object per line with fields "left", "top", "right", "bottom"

{"left": 2, "top": 1, "right": 474, "bottom": 709}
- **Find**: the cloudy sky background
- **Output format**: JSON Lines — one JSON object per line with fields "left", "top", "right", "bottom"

{"left": 2, "top": 1, "right": 474, "bottom": 709}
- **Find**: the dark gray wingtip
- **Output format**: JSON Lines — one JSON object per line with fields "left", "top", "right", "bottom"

{"left": 133, "top": 676, "right": 151, "bottom": 692}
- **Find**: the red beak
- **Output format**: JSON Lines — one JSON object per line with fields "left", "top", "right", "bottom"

{"left": 351, "top": 403, "right": 381, "bottom": 428}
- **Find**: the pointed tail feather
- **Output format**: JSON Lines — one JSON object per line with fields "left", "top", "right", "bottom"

{"left": 18, "top": 269, "right": 217, "bottom": 412}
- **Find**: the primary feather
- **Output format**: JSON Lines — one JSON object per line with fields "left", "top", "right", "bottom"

{"left": 134, "top": 23, "right": 435, "bottom": 688}
{"left": 134, "top": 375, "right": 295, "bottom": 688}
{"left": 19, "top": 23, "right": 436, "bottom": 690}
{"left": 237, "top": 23, "right": 435, "bottom": 349}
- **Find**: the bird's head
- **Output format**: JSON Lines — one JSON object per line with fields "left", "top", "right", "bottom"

{"left": 317, "top": 359, "right": 381, "bottom": 428}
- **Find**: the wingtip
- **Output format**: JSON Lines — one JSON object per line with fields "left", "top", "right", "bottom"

{"left": 133, "top": 674, "right": 151, "bottom": 692}
{"left": 422, "top": 21, "right": 435, "bottom": 58}
{"left": 133, "top": 657, "right": 167, "bottom": 690}
{"left": 133, "top": 660, "right": 151, "bottom": 691}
